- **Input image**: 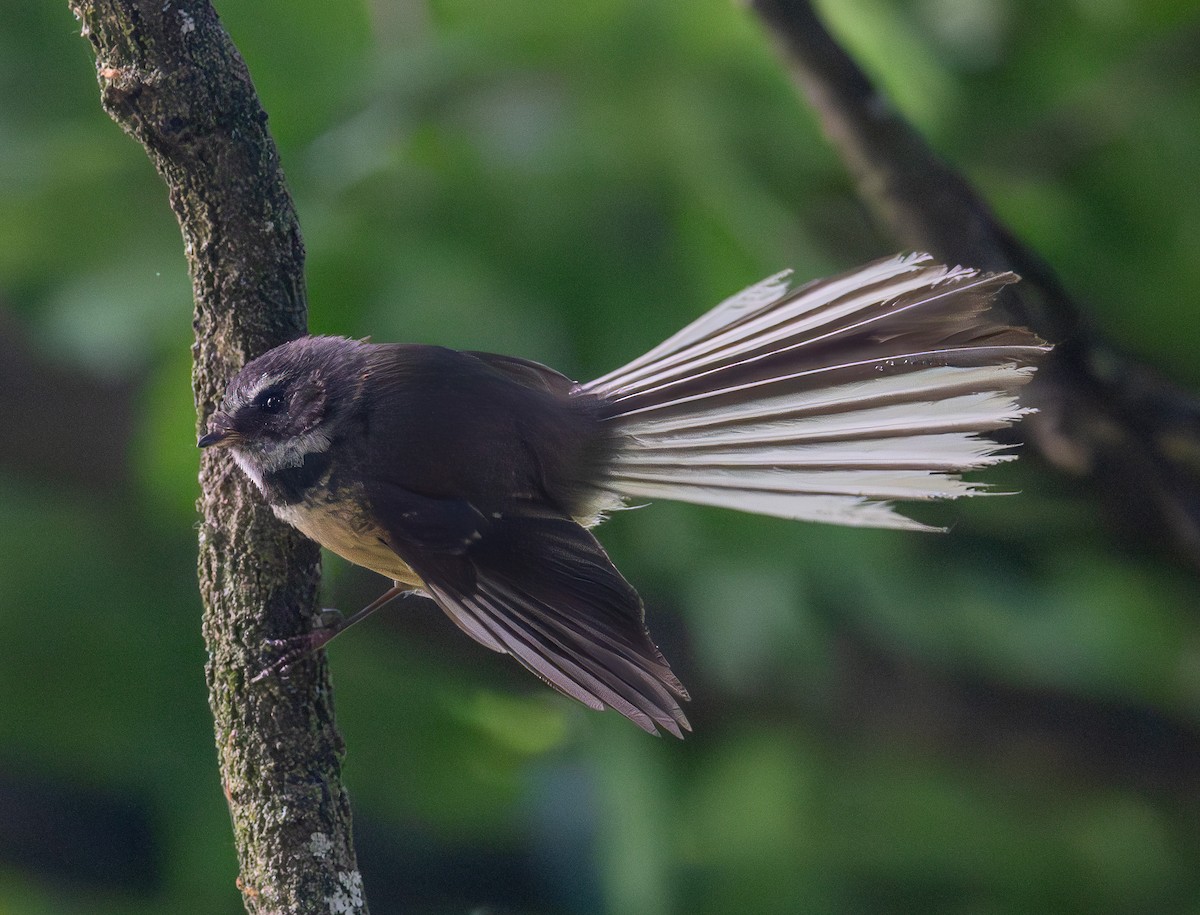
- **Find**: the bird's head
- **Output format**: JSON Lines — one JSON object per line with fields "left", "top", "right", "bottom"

{"left": 198, "top": 336, "right": 366, "bottom": 492}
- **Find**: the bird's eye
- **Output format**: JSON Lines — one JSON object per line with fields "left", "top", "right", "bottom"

{"left": 255, "top": 389, "right": 286, "bottom": 414}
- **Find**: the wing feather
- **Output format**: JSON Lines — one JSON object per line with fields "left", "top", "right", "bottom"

{"left": 368, "top": 484, "right": 690, "bottom": 736}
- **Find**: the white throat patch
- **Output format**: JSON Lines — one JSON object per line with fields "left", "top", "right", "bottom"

{"left": 232, "top": 428, "right": 333, "bottom": 495}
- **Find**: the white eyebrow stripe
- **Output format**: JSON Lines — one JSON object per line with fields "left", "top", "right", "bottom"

{"left": 229, "top": 372, "right": 285, "bottom": 411}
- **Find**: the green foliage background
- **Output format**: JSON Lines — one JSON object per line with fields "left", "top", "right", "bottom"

{"left": 1, "top": 0, "right": 1199, "bottom": 912}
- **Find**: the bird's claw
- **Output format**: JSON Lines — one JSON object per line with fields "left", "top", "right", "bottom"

{"left": 250, "top": 636, "right": 315, "bottom": 683}
{"left": 249, "top": 610, "right": 346, "bottom": 683}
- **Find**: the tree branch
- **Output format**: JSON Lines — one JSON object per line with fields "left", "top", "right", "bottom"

{"left": 69, "top": 2, "right": 367, "bottom": 912}
{"left": 750, "top": 0, "right": 1200, "bottom": 571}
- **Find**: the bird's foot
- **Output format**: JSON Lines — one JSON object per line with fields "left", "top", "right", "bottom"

{"left": 250, "top": 609, "right": 345, "bottom": 683}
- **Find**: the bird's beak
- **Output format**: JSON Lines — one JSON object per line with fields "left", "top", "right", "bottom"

{"left": 198, "top": 412, "right": 237, "bottom": 449}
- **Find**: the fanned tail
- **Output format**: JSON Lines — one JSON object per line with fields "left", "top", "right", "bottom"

{"left": 582, "top": 253, "right": 1049, "bottom": 532}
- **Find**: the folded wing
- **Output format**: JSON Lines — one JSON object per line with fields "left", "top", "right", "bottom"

{"left": 367, "top": 483, "right": 690, "bottom": 736}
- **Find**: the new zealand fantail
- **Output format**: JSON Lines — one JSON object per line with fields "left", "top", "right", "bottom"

{"left": 199, "top": 253, "right": 1047, "bottom": 736}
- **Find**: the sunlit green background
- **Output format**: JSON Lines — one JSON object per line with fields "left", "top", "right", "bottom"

{"left": 3, "top": 0, "right": 1199, "bottom": 912}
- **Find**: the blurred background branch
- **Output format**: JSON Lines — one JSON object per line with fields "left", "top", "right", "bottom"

{"left": 751, "top": 0, "right": 1200, "bottom": 572}
{"left": 67, "top": 1, "right": 364, "bottom": 912}
{"left": 0, "top": 304, "right": 139, "bottom": 491}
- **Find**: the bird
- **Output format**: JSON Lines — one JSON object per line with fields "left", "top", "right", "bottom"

{"left": 198, "top": 252, "right": 1048, "bottom": 737}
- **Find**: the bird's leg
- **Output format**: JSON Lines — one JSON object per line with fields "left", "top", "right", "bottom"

{"left": 251, "top": 584, "right": 414, "bottom": 682}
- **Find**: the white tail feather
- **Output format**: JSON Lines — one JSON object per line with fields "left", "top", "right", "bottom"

{"left": 582, "top": 254, "right": 1048, "bottom": 531}
{"left": 612, "top": 431, "right": 1022, "bottom": 471}
{"left": 621, "top": 390, "right": 1032, "bottom": 448}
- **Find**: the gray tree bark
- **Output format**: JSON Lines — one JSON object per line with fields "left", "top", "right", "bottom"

{"left": 69, "top": 2, "right": 367, "bottom": 912}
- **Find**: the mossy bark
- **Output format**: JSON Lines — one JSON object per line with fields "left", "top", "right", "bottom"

{"left": 69, "top": 2, "right": 367, "bottom": 911}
